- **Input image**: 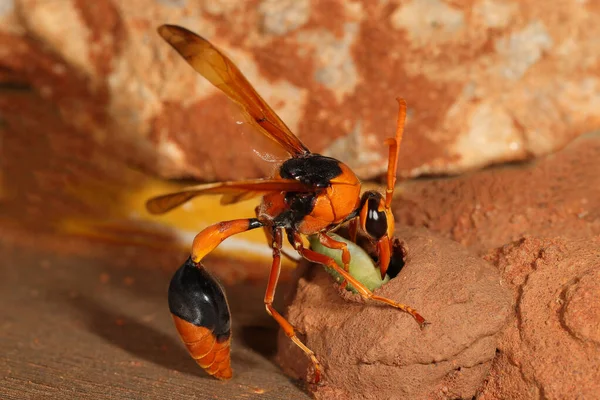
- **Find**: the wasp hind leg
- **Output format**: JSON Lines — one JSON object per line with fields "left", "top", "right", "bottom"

{"left": 266, "top": 227, "right": 322, "bottom": 384}
{"left": 169, "top": 218, "right": 264, "bottom": 380}
{"left": 254, "top": 206, "right": 298, "bottom": 263}
{"left": 289, "top": 231, "right": 427, "bottom": 327}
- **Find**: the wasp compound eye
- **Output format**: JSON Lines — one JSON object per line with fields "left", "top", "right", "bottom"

{"left": 365, "top": 197, "right": 388, "bottom": 239}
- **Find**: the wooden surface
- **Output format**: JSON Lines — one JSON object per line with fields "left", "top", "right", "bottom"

{"left": 0, "top": 236, "right": 310, "bottom": 399}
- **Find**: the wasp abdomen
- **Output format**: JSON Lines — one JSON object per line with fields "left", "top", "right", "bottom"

{"left": 168, "top": 257, "right": 232, "bottom": 379}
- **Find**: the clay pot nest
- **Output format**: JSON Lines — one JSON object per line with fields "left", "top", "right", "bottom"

{"left": 277, "top": 227, "right": 513, "bottom": 399}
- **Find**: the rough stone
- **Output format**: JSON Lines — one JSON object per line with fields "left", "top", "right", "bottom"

{"left": 393, "top": 132, "right": 600, "bottom": 255}
{"left": 2, "top": 0, "right": 600, "bottom": 182}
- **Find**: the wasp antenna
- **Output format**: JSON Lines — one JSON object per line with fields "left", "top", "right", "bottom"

{"left": 385, "top": 98, "right": 407, "bottom": 209}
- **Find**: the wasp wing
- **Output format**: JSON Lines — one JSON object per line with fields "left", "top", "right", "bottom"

{"left": 157, "top": 24, "right": 310, "bottom": 157}
{"left": 146, "top": 179, "right": 314, "bottom": 215}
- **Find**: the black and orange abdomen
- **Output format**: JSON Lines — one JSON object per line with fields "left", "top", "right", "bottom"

{"left": 168, "top": 258, "right": 233, "bottom": 379}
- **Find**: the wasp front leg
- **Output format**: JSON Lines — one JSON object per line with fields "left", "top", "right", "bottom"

{"left": 290, "top": 231, "right": 426, "bottom": 327}
{"left": 348, "top": 218, "right": 358, "bottom": 243}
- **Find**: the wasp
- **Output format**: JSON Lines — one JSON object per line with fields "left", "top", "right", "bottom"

{"left": 146, "top": 25, "right": 426, "bottom": 384}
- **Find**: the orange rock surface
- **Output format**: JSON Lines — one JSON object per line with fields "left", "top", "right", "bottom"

{"left": 2, "top": 0, "right": 599, "bottom": 182}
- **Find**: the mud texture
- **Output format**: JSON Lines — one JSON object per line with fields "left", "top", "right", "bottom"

{"left": 278, "top": 133, "right": 600, "bottom": 399}
{"left": 277, "top": 227, "right": 512, "bottom": 400}
{"left": 479, "top": 237, "right": 600, "bottom": 399}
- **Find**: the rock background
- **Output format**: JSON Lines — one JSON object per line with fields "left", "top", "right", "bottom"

{"left": 393, "top": 133, "right": 600, "bottom": 255}
{"left": 2, "top": 0, "right": 600, "bottom": 183}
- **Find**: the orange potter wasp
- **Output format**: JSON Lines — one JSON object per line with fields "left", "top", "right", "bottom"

{"left": 147, "top": 25, "right": 426, "bottom": 384}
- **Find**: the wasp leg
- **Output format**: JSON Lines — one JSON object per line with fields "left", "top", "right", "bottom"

{"left": 317, "top": 232, "right": 352, "bottom": 290}
{"left": 290, "top": 231, "right": 426, "bottom": 327}
{"left": 254, "top": 206, "right": 297, "bottom": 263}
{"left": 348, "top": 218, "right": 358, "bottom": 243}
{"left": 191, "top": 218, "right": 263, "bottom": 263}
{"left": 266, "top": 228, "right": 322, "bottom": 384}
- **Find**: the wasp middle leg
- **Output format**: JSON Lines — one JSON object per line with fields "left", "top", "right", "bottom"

{"left": 254, "top": 205, "right": 298, "bottom": 263}
{"left": 265, "top": 227, "right": 322, "bottom": 383}
{"left": 316, "top": 232, "right": 352, "bottom": 290}
{"left": 289, "top": 230, "right": 426, "bottom": 326}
